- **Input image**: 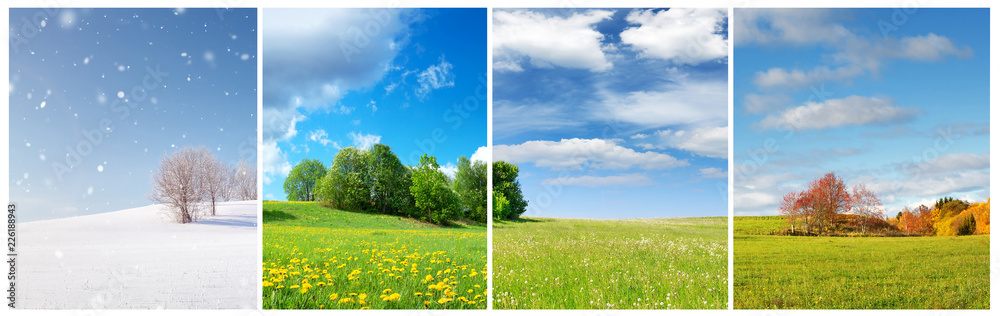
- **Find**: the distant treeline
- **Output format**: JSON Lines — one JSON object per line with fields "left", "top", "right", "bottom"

{"left": 778, "top": 172, "right": 989, "bottom": 236}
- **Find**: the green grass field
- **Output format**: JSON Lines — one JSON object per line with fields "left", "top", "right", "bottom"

{"left": 494, "top": 217, "right": 728, "bottom": 309}
{"left": 734, "top": 216, "right": 990, "bottom": 309}
{"left": 262, "top": 201, "right": 487, "bottom": 310}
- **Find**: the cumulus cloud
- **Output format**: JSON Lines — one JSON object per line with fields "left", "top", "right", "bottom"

{"left": 699, "top": 167, "right": 727, "bottom": 179}
{"left": 542, "top": 173, "right": 656, "bottom": 187}
{"left": 493, "top": 138, "right": 688, "bottom": 171}
{"left": 621, "top": 8, "right": 728, "bottom": 65}
{"left": 493, "top": 9, "right": 614, "bottom": 72}
{"left": 264, "top": 9, "right": 411, "bottom": 111}
{"left": 638, "top": 126, "right": 728, "bottom": 159}
{"left": 415, "top": 56, "right": 455, "bottom": 100}
{"left": 594, "top": 79, "right": 728, "bottom": 129}
{"left": 756, "top": 96, "right": 919, "bottom": 131}
{"left": 439, "top": 162, "right": 458, "bottom": 180}
{"left": 470, "top": 146, "right": 490, "bottom": 163}
{"left": 348, "top": 132, "right": 382, "bottom": 149}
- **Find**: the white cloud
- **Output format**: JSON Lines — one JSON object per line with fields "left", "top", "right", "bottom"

{"left": 734, "top": 191, "right": 779, "bottom": 210}
{"left": 699, "top": 167, "right": 727, "bottom": 179}
{"left": 308, "top": 129, "right": 338, "bottom": 148}
{"left": 594, "top": 79, "right": 727, "bottom": 129}
{"left": 493, "top": 138, "right": 688, "bottom": 171}
{"left": 493, "top": 9, "right": 614, "bottom": 72}
{"left": 262, "top": 107, "right": 304, "bottom": 143}
{"left": 349, "top": 132, "right": 382, "bottom": 149}
{"left": 264, "top": 9, "right": 410, "bottom": 112}
{"left": 639, "top": 126, "right": 728, "bottom": 159}
{"left": 752, "top": 65, "right": 864, "bottom": 89}
{"left": 739, "top": 10, "right": 972, "bottom": 90}
{"left": 542, "top": 173, "right": 656, "bottom": 187}
{"left": 439, "top": 162, "right": 458, "bottom": 180}
{"left": 742, "top": 93, "right": 790, "bottom": 114}
{"left": 262, "top": 140, "right": 293, "bottom": 185}
{"left": 415, "top": 56, "right": 455, "bottom": 100}
{"left": 470, "top": 146, "right": 490, "bottom": 164}
{"left": 621, "top": 8, "right": 728, "bottom": 65}
{"left": 757, "top": 96, "right": 919, "bottom": 131}
{"left": 735, "top": 9, "right": 851, "bottom": 46}
{"left": 892, "top": 33, "right": 973, "bottom": 61}
{"left": 630, "top": 133, "right": 649, "bottom": 139}
{"left": 909, "top": 152, "right": 989, "bottom": 176}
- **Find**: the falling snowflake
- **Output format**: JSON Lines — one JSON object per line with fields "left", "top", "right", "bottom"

{"left": 97, "top": 165, "right": 104, "bottom": 172}
{"left": 117, "top": 91, "right": 125, "bottom": 98}
{"left": 40, "top": 101, "right": 46, "bottom": 108}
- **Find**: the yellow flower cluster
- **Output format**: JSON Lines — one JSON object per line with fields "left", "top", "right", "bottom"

{"left": 263, "top": 225, "right": 487, "bottom": 309}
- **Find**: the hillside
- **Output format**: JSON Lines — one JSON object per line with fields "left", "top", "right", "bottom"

{"left": 18, "top": 201, "right": 257, "bottom": 309}
{"left": 262, "top": 200, "right": 485, "bottom": 231}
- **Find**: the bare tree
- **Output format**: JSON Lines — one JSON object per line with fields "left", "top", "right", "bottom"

{"left": 233, "top": 159, "right": 257, "bottom": 201}
{"left": 148, "top": 147, "right": 209, "bottom": 224}
{"left": 201, "top": 153, "right": 228, "bottom": 217}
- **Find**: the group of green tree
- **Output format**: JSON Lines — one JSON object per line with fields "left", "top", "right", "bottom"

{"left": 778, "top": 172, "right": 990, "bottom": 236}
{"left": 283, "top": 143, "right": 528, "bottom": 225}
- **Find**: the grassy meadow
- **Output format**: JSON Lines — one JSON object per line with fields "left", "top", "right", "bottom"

{"left": 734, "top": 216, "right": 990, "bottom": 309}
{"left": 494, "top": 217, "right": 728, "bottom": 309}
{"left": 262, "top": 201, "right": 487, "bottom": 309}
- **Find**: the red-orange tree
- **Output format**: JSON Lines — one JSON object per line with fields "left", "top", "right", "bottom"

{"left": 779, "top": 173, "right": 881, "bottom": 234}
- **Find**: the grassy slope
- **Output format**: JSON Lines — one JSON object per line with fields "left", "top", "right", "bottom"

{"left": 494, "top": 217, "right": 728, "bottom": 309}
{"left": 734, "top": 216, "right": 990, "bottom": 309}
{"left": 263, "top": 201, "right": 486, "bottom": 310}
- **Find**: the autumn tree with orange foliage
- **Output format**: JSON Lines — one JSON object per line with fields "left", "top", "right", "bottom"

{"left": 779, "top": 173, "right": 879, "bottom": 234}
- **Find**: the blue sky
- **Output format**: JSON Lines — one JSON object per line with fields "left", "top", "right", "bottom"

{"left": 9, "top": 8, "right": 257, "bottom": 222}
{"left": 734, "top": 8, "right": 989, "bottom": 216}
{"left": 262, "top": 9, "right": 487, "bottom": 201}
{"left": 492, "top": 8, "right": 729, "bottom": 219}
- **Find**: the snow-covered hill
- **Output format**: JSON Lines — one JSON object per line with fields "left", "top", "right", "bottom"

{"left": 17, "top": 201, "right": 258, "bottom": 309}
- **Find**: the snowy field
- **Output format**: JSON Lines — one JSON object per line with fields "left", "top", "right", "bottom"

{"left": 17, "top": 201, "right": 257, "bottom": 309}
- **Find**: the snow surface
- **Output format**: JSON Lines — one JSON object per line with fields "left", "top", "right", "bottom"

{"left": 18, "top": 201, "right": 257, "bottom": 309}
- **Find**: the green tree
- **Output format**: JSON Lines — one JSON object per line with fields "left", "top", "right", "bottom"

{"left": 492, "top": 161, "right": 528, "bottom": 220}
{"left": 316, "top": 147, "right": 371, "bottom": 211}
{"left": 283, "top": 158, "right": 327, "bottom": 201}
{"left": 410, "top": 154, "right": 461, "bottom": 224}
{"left": 493, "top": 190, "right": 510, "bottom": 220}
{"left": 452, "top": 156, "right": 488, "bottom": 223}
{"left": 368, "top": 144, "right": 413, "bottom": 215}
